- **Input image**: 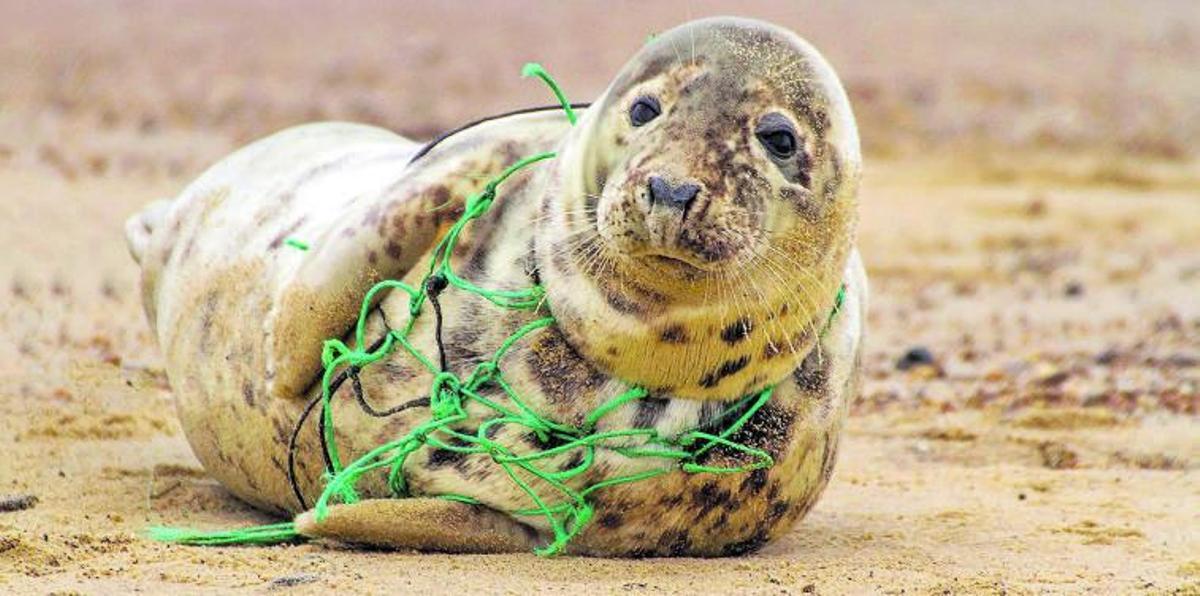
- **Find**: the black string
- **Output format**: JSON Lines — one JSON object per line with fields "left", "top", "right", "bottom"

{"left": 286, "top": 314, "right": 419, "bottom": 510}
{"left": 348, "top": 368, "right": 431, "bottom": 418}
{"left": 407, "top": 103, "right": 591, "bottom": 166}
{"left": 425, "top": 274, "right": 450, "bottom": 372}
{"left": 287, "top": 274, "right": 456, "bottom": 510}
{"left": 286, "top": 390, "right": 325, "bottom": 510}
{"left": 287, "top": 101, "right": 585, "bottom": 508}
{"left": 289, "top": 359, "right": 365, "bottom": 511}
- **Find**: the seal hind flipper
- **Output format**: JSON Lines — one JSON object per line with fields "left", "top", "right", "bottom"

{"left": 295, "top": 499, "right": 537, "bottom": 554}
{"left": 124, "top": 198, "right": 170, "bottom": 265}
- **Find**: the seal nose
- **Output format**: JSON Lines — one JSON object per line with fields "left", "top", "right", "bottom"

{"left": 648, "top": 176, "right": 700, "bottom": 211}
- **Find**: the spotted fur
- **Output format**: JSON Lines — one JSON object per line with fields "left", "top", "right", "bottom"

{"left": 126, "top": 17, "right": 866, "bottom": 556}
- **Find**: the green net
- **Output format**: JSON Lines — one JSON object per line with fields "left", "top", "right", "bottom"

{"left": 149, "top": 63, "right": 843, "bottom": 557}
{"left": 283, "top": 237, "right": 309, "bottom": 251}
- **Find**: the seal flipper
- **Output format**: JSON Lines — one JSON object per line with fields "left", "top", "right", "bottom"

{"left": 136, "top": 115, "right": 572, "bottom": 514}
{"left": 141, "top": 122, "right": 428, "bottom": 401}
{"left": 295, "top": 499, "right": 537, "bottom": 553}
{"left": 124, "top": 198, "right": 171, "bottom": 265}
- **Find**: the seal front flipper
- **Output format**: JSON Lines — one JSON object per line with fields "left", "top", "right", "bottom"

{"left": 133, "top": 114, "right": 573, "bottom": 513}
{"left": 133, "top": 122, "right": 424, "bottom": 395}
{"left": 295, "top": 499, "right": 538, "bottom": 553}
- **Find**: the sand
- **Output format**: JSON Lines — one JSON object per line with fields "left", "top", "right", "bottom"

{"left": 1, "top": 1, "right": 1197, "bottom": 593}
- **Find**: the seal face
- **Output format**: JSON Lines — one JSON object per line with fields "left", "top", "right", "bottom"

{"left": 127, "top": 16, "right": 867, "bottom": 556}
{"left": 537, "top": 17, "right": 861, "bottom": 399}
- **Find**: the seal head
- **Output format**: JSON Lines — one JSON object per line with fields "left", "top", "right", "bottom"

{"left": 537, "top": 17, "right": 861, "bottom": 399}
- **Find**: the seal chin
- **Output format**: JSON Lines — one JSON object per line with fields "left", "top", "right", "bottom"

{"left": 646, "top": 253, "right": 698, "bottom": 267}
{"left": 597, "top": 225, "right": 746, "bottom": 279}
{"left": 628, "top": 248, "right": 732, "bottom": 278}
{"left": 640, "top": 252, "right": 710, "bottom": 274}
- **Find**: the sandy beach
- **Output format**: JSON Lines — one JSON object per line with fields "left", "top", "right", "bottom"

{"left": 1, "top": 1, "right": 1197, "bottom": 593}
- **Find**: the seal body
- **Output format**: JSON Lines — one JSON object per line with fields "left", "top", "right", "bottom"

{"left": 127, "top": 17, "right": 867, "bottom": 556}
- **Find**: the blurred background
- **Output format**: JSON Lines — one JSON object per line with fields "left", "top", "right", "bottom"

{"left": 1, "top": 1, "right": 1197, "bottom": 592}
{"left": 3, "top": 0, "right": 1198, "bottom": 171}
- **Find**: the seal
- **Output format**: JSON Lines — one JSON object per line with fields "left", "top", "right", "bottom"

{"left": 126, "top": 16, "right": 866, "bottom": 556}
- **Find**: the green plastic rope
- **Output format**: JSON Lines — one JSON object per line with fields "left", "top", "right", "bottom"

{"left": 148, "top": 63, "right": 843, "bottom": 557}
{"left": 521, "top": 63, "right": 577, "bottom": 126}
{"left": 147, "top": 522, "right": 301, "bottom": 546}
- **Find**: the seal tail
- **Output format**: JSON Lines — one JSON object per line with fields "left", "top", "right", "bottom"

{"left": 124, "top": 198, "right": 172, "bottom": 265}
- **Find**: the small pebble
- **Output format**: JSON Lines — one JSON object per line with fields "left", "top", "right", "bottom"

{"left": 1064, "top": 281, "right": 1084, "bottom": 297}
{"left": 1034, "top": 363, "right": 1070, "bottom": 387}
{"left": 896, "top": 346, "right": 936, "bottom": 371}
{"left": 1025, "top": 195, "right": 1048, "bottom": 217}
{"left": 1038, "top": 442, "right": 1079, "bottom": 470}
{"left": 1095, "top": 348, "right": 1120, "bottom": 366}
{"left": 1165, "top": 353, "right": 1199, "bottom": 368}
{"left": 268, "top": 573, "right": 320, "bottom": 589}
{"left": 0, "top": 494, "right": 39, "bottom": 513}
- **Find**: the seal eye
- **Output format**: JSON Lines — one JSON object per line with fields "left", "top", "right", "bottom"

{"left": 755, "top": 114, "right": 799, "bottom": 160}
{"left": 629, "top": 96, "right": 661, "bottom": 127}
{"left": 757, "top": 129, "right": 796, "bottom": 159}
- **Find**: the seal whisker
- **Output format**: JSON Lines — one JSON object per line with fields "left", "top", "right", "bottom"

{"left": 717, "top": 267, "right": 755, "bottom": 344}
{"left": 745, "top": 244, "right": 820, "bottom": 337}
{"left": 759, "top": 247, "right": 826, "bottom": 318}
{"left": 551, "top": 227, "right": 601, "bottom": 246}
{"left": 547, "top": 232, "right": 603, "bottom": 264}
{"left": 564, "top": 244, "right": 602, "bottom": 277}
{"left": 666, "top": 34, "right": 687, "bottom": 69}
{"left": 529, "top": 209, "right": 595, "bottom": 224}
{"left": 761, "top": 243, "right": 834, "bottom": 297}
{"left": 760, "top": 247, "right": 832, "bottom": 361}
{"left": 528, "top": 207, "right": 596, "bottom": 227}
{"left": 741, "top": 255, "right": 796, "bottom": 357}
{"left": 577, "top": 239, "right": 608, "bottom": 277}
{"left": 732, "top": 267, "right": 760, "bottom": 327}
{"left": 753, "top": 253, "right": 819, "bottom": 357}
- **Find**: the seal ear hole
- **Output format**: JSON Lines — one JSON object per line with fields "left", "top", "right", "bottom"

{"left": 629, "top": 95, "right": 661, "bottom": 127}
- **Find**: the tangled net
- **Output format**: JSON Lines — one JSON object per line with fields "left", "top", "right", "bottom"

{"left": 150, "top": 64, "right": 839, "bottom": 556}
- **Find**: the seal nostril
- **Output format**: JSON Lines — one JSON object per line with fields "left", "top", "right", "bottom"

{"left": 673, "top": 184, "right": 700, "bottom": 207}
{"left": 648, "top": 176, "right": 672, "bottom": 207}
{"left": 647, "top": 176, "right": 701, "bottom": 211}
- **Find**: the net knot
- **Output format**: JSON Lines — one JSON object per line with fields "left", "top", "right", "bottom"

{"left": 320, "top": 338, "right": 351, "bottom": 367}
{"left": 471, "top": 360, "right": 500, "bottom": 382}
{"left": 425, "top": 273, "right": 449, "bottom": 296}
{"left": 429, "top": 372, "right": 463, "bottom": 418}
{"left": 464, "top": 190, "right": 495, "bottom": 216}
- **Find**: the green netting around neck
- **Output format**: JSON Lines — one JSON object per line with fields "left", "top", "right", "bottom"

{"left": 148, "top": 63, "right": 843, "bottom": 557}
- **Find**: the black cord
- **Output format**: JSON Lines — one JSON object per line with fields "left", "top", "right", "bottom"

{"left": 286, "top": 313, "right": 422, "bottom": 510}
{"left": 425, "top": 274, "right": 450, "bottom": 372}
{"left": 348, "top": 367, "right": 431, "bottom": 418}
{"left": 287, "top": 272, "right": 459, "bottom": 509}
{"left": 407, "top": 103, "right": 591, "bottom": 166}
{"left": 286, "top": 390, "right": 325, "bottom": 510}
